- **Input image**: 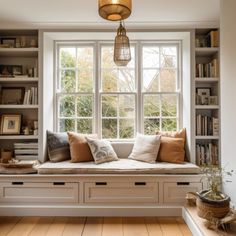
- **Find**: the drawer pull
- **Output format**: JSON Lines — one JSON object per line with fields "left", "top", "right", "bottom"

{"left": 177, "top": 182, "right": 190, "bottom": 186}
{"left": 12, "top": 182, "right": 24, "bottom": 185}
{"left": 53, "top": 182, "right": 65, "bottom": 185}
{"left": 95, "top": 182, "right": 107, "bottom": 186}
{"left": 135, "top": 182, "right": 146, "bottom": 186}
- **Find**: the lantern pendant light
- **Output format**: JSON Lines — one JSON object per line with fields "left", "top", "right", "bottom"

{"left": 114, "top": 21, "right": 131, "bottom": 66}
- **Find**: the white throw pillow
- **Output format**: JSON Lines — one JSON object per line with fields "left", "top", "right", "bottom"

{"left": 86, "top": 137, "right": 118, "bottom": 164}
{"left": 128, "top": 133, "right": 161, "bottom": 163}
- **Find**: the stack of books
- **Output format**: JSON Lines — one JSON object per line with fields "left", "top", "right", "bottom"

{"left": 196, "top": 143, "right": 218, "bottom": 166}
{"left": 14, "top": 142, "right": 38, "bottom": 160}
{"left": 196, "top": 115, "right": 219, "bottom": 136}
{"left": 196, "top": 59, "right": 219, "bottom": 77}
{"left": 23, "top": 87, "right": 38, "bottom": 105}
{"left": 195, "top": 30, "right": 219, "bottom": 48}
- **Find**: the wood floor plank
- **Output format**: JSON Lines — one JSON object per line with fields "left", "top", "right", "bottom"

{"left": 145, "top": 217, "right": 163, "bottom": 236}
{"left": 6, "top": 217, "right": 39, "bottom": 236}
{"left": 45, "top": 217, "right": 68, "bottom": 236}
{"left": 28, "top": 217, "right": 54, "bottom": 236}
{"left": 62, "top": 217, "right": 86, "bottom": 236}
{"left": 102, "top": 217, "right": 123, "bottom": 236}
{"left": 176, "top": 217, "right": 193, "bottom": 236}
{"left": 82, "top": 217, "right": 103, "bottom": 236}
{"left": 123, "top": 217, "right": 149, "bottom": 236}
{"left": 0, "top": 217, "right": 21, "bottom": 236}
{"left": 158, "top": 217, "right": 183, "bottom": 236}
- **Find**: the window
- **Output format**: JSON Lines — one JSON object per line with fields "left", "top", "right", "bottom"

{"left": 56, "top": 41, "right": 181, "bottom": 139}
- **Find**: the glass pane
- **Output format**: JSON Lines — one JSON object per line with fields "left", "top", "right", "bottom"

{"left": 59, "top": 95, "right": 75, "bottom": 117}
{"left": 59, "top": 119, "right": 75, "bottom": 132}
{"left": 126, "top": 46, "right": 135, "bottom": 68}
{"left": 102, "top": 119, "right": 117, "bottom": 139}
{"left": 144, "top": 118, "right": 160, "bottom": 135}
{"left": 144, "top": 95, "right": 160, "bottom": 117}
{"left": 119, "top": 119, "right": 134, "bottom": 139}
{"left": 60, "top": 47, "right": 76, "bottom": 68}
{"left": 160, "top": 46, "right": 177, "bottom": 68}
{"left": 78, "top": 69, "right": 93, "bottom": 92}
{"left": 119, "top": 95, "right": 135, "bottom": 117}
{"left": 101, "top": 47, "right": 115, "bottom": 68}
{"left": 162, "top": 118, "right": 177, "bottom": 131}
{"left": 60, "top": 69, "right": 76, "bottom": 93}
{"left": 118, "top": 69, "right": 135, "bottom": 92}
{"left": 143, "top": 69, "right": 160, "bottom": 92}
{"left": 162, "top": 94, "right": 177, "bottom": 117}
{"left": 77, "top": 119, "right": 92, "bottom": 133}
{"left": 143, "top": 46, "right": 159, "bottom": 68}
{"left": 160, "top": 69, "right": 177, "bottom": 92}
{"left": 77, "top": 96, "right": 93, "bottom": 117}
{"left": 102, "top": 95, "right": 117, "bottom": 117}
{"left": 77, "top": 47, "right": 93, "bottom": 68}
{"left": 101, "top": 69, "right": 118, "bottom": 92}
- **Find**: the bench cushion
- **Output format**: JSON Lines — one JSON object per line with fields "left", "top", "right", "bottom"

{"left": 38, "top": 159, "right": 200, "bottom": 175}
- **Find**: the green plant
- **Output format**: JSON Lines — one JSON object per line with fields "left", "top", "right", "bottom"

{"left": 201, "top": 165, "right": 234, "bottom": 201}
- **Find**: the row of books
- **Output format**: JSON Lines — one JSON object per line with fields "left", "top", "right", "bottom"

{"left": 14, "top": 142, "right": 38, "bottom": 160}
{"left": 196, "top": 114, "right": 219, "bottom": 136}
{"left": 23, "top": 87, "right": 38, "bottom": 105}
{"left": 196, "top": 143, "right": 219, "bottom": 166}
{"left": 195, "top": 30, "right": 219, "bottom": 48}
{"left": 196, "top": 59, "right": 219, "bottom": 78}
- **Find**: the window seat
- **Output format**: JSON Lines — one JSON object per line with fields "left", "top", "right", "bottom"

{"left": 38, "top": 159, "right": 200, "bottom": 175}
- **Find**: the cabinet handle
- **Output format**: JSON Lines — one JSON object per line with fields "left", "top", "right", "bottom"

{"left": 95, "top": 182, "right": 107, "bottom": 186}
{"left": 135, "top": 182, "right": 146, "bottom": 186}
{"left": 53, "top": 182, "right": 65, "bottom": 185}
{"left": 177, "top": 182, "right": 190, "bottom": 185}
{"left": 12, "top": 182, "right": 24, "bottom": 185}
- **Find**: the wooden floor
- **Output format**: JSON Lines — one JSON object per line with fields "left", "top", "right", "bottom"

{"left": 0, "top": 217, "right": 192, "bottom": 236}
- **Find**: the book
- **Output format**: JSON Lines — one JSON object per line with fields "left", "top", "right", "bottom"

{"left": 15, "top": 155, "right": 38, "bottom": 160}
{"left": 14, "top": 149, "right": 38, "bottom": 155}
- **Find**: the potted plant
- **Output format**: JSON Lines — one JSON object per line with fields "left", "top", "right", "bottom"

{"left": 196, "top": 165, "right": 234, "bottom": 221}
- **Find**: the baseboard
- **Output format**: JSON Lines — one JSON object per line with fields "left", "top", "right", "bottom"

{"left": 0, "top": 205, "right": 183, "bottom": 217}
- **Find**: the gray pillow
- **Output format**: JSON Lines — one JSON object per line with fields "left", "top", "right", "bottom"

{"left": 85, "top": 137, "right": 118, "bottom": 164}
{"left": 47, "top": 130, "right": 71, "bottom": 162}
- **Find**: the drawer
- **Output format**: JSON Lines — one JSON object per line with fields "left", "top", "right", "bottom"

{"left": 84, "top": 182, "right": 158, "bottom": 204}
{"left": 0, "top": 182, "right": 79, "bottom": 204}
{"left": 163, "top": 182, "right": 202, "bottom": 204}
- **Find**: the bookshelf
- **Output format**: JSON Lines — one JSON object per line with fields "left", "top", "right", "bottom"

{"left": 0, "top": 30, "right": 39, "bottom": 161}
{"left": 194, "top": 28, "right": 220, "bottom": 167}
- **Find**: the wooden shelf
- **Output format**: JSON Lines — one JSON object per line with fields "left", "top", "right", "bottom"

{"left": 195, "top": 47, "right": 219, "bottom": 56}
{"left": 195, "top": 105, "right": 219, "bottom": 109}
{"left": 195, "top": 136, "right": 219, "bottom": 140}
{"left": 0, "top": 77, "right": 38, "bottom": 83}
{"left": 195, "top": 78, "right": 219, "bottom": 83}
{"left": 0, "top": 48, "right": 38, "bottom": 57}
{"left": 0, "top": 105, "right": 38, "bottom": 109}
{"left": 0, "top": 135, "right": 38, "bottom": 140}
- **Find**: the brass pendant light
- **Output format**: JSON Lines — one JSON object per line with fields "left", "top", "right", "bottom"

{"left": 114, "top": 21, "right": 131, "bottom": 66}
{"left": 98, "top": 0, "right": 132, "bottom": 21}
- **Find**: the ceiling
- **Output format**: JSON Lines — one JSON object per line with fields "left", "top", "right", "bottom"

{"left": 0, "top": 0, "right": 220, "bottom": 29}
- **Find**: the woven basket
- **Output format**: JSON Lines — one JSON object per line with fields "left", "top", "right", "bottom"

{"left": 196, "top": 191, "right": 230, "bottom": 220}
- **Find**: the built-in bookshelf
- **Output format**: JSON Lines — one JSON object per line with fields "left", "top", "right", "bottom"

{"left": 194, "top": 28, "right": 220, "bottom": 167}
{"left": 0, "top": 30, "right": 39, "bottom": 161}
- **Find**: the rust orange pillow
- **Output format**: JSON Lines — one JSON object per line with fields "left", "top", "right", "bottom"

{"left": 157, "top": 137, "right": 185, "bottom": 164}
{"left": 67, "top": 132, "right": 97, "bottom": 163}
{"left": 156, "top": 128, "right": 186, "bottom": 140}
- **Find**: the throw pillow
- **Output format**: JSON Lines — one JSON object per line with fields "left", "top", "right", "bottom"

{"left": 47, "top": 130, "right": 71, "bottom": 162}
{"left": 156, "top": 128, "right": 186, "bottom": 140}
{"left": 67, "top": 132, "right": 97, "bottom": 163}
{"left": 128, "top": 133, "right": 161, "bottom": 163}
{"left": 85, "top": 137, "right": 118, "bottom": 164}
{"left": 157, "top": 137, "right": 185, "bottom": 163}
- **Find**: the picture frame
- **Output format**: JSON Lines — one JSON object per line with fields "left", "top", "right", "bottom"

{"left": 209, "top": 96, "right": 218, "bottom": 105}
{"left": 0, "top": 87, "right": 25, "bottom": 104}
{"left": 196, "top": 88, "right": 211, "bottom": 105}
{"left": 0, "top": 65, "right": 23, "bottom": 77}
{"left": 1, "top": 114, "right": 21, "bottom": 134}
{"left": 0, "top": 38, "right": 16, "bottom": 48}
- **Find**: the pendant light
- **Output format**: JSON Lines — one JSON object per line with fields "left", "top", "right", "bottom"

{"left": 98, "top": 0, "right": 132, "bottom": 66}
{"left": 114, "top": 21, "right": 131, "bottom": 66}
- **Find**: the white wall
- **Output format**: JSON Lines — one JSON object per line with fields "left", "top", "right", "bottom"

{"left": 220, "top": 0, "right": 236, "bottom": 206}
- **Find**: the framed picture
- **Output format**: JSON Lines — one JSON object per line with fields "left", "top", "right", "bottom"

{"left": 0, "top": 65, "right": 23, "bottom": 77}
{"left": 196, "top": 88, "right": 211, "bottom": 105}
{"left": 0, "top": 87, "right": 25, "bottom": 104}
{"left": 209, "top": 96, "right": 218, "bottom": 105}
{"left": 0, "top": 38, "right": 16, "bottom": 48}
{"left": 1, "top": 114, "right": 21, "bottom": 134}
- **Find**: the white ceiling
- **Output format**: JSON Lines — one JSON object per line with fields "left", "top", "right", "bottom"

{"left": 0, "top": 0, "right": 220, "bottom": 28}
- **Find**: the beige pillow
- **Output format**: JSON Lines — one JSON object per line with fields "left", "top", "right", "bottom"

{"left": 128, "top": 133, "right": 161, "bottom": 163}
{"left": 157, "top": 137, "right": 185, "bottom": 163}
{"left": 67, "top": 132, "right": 97, "bottom": 163}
